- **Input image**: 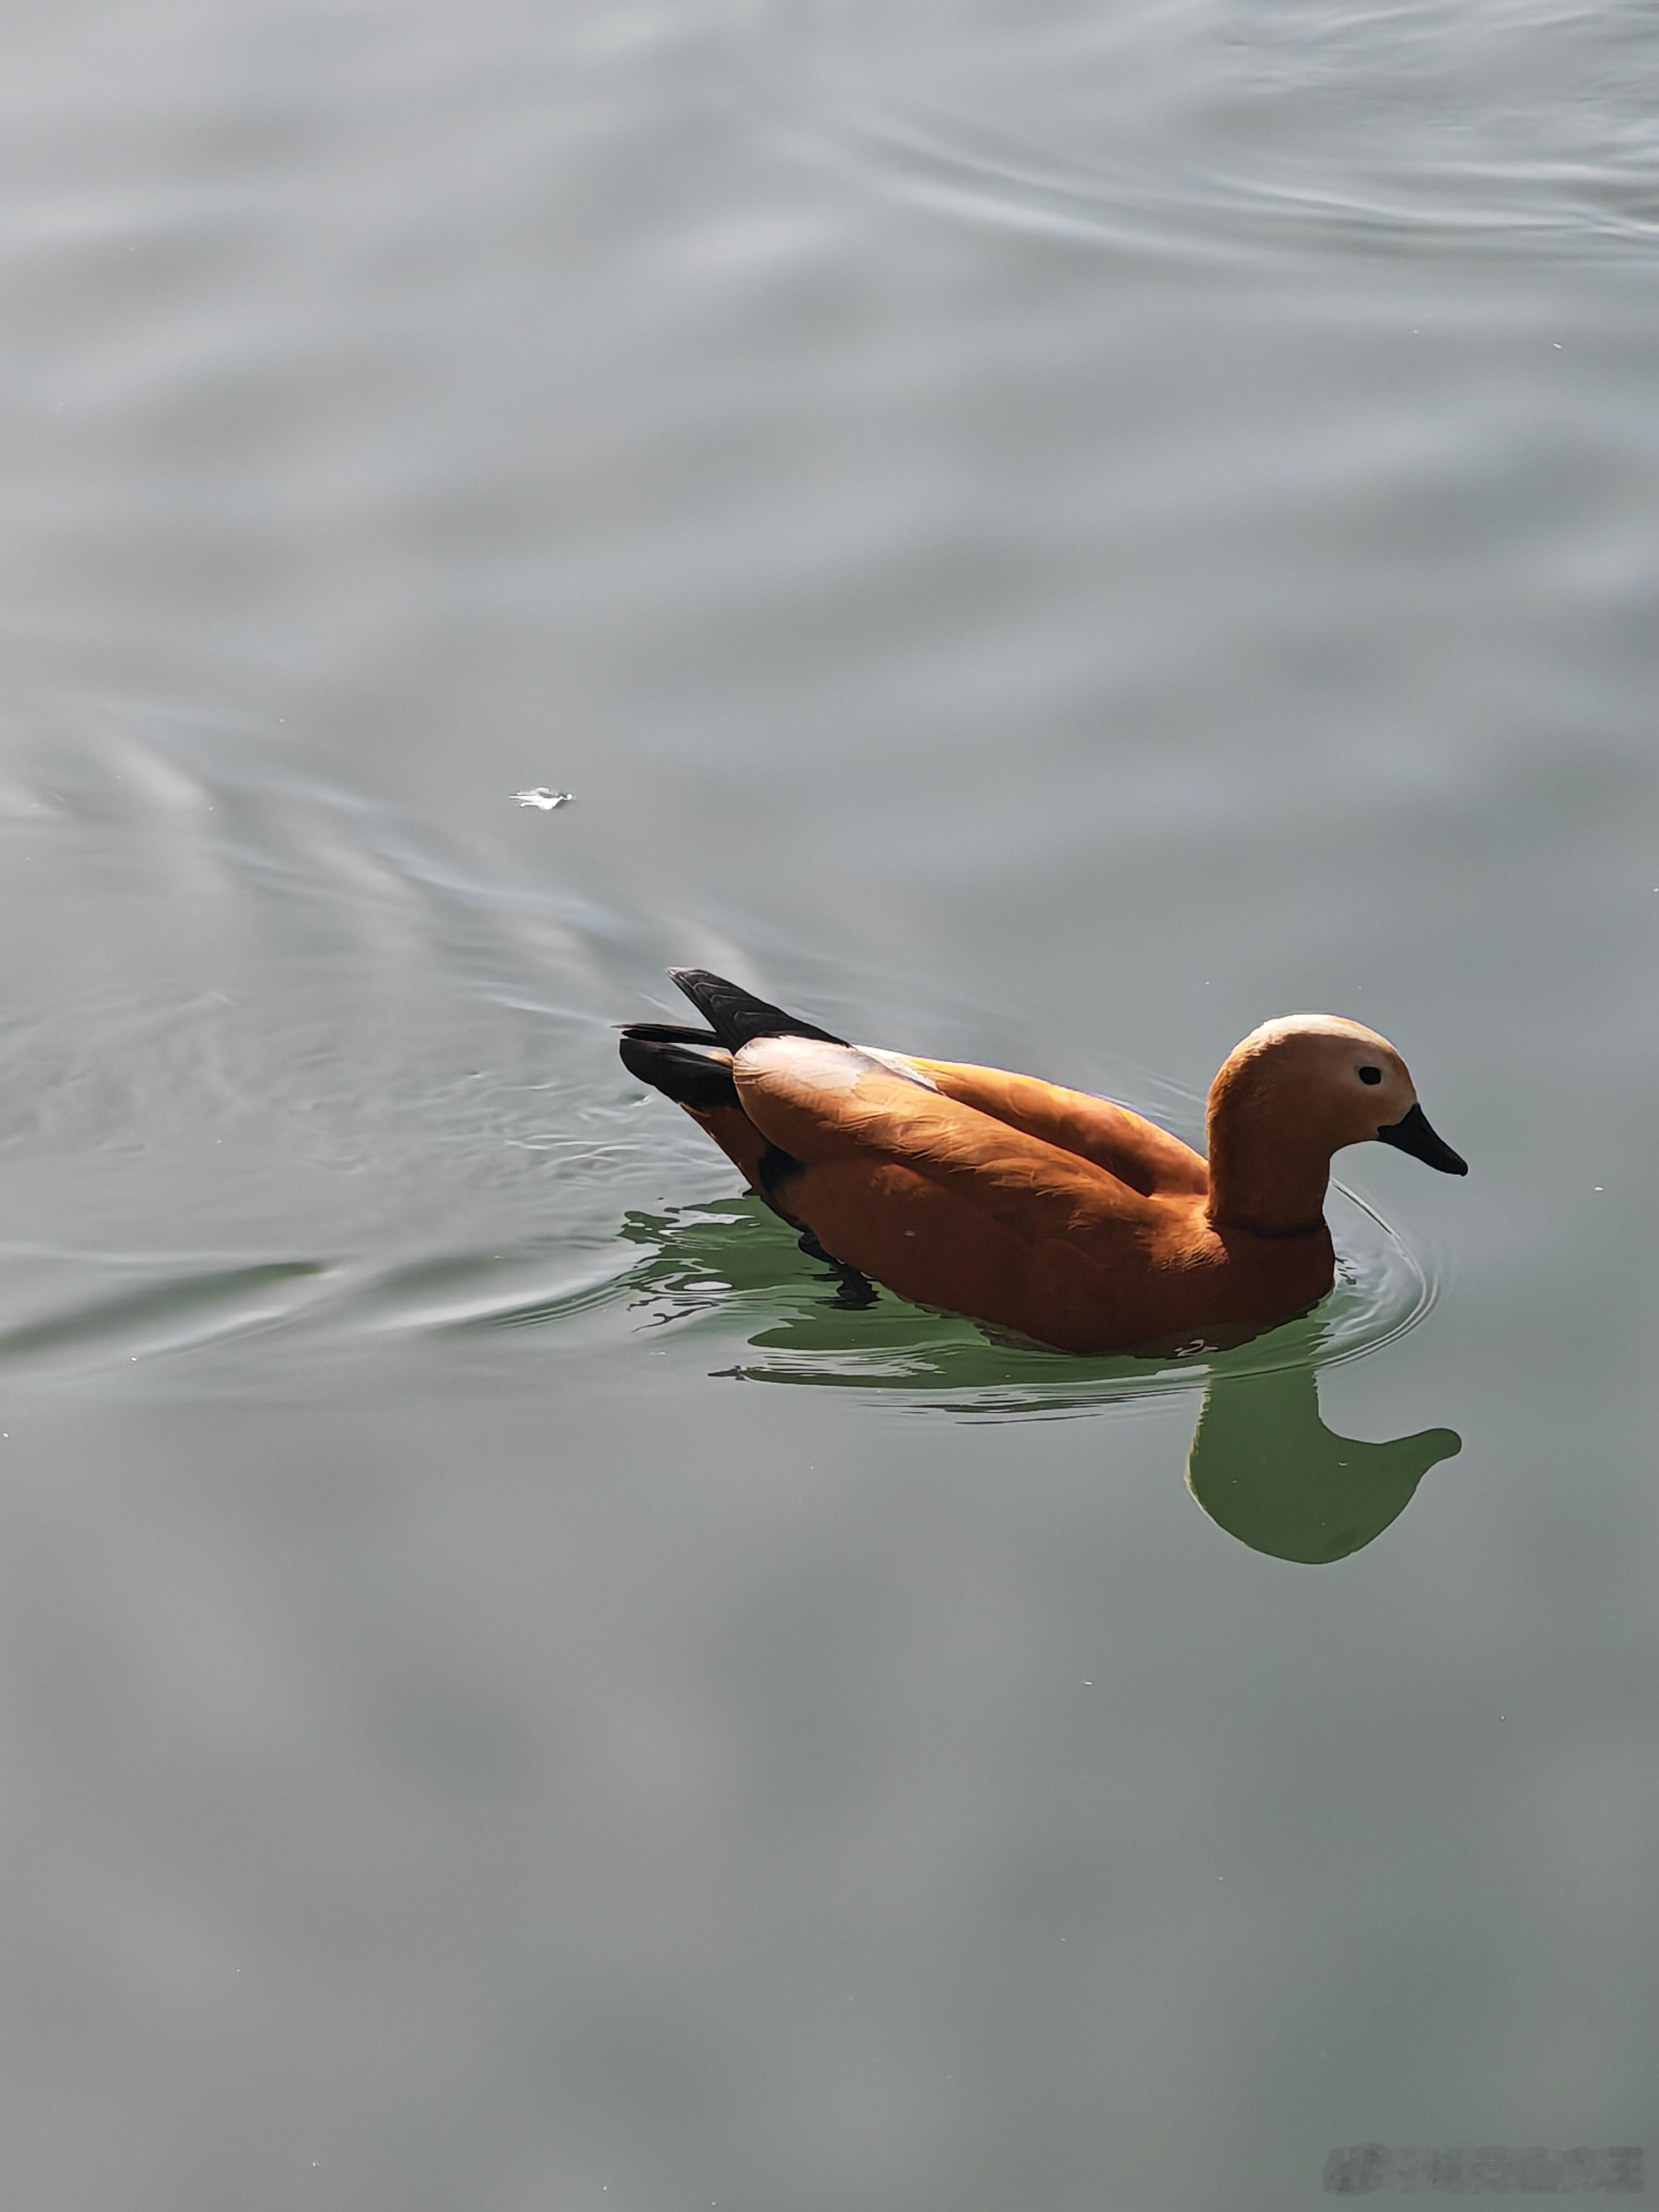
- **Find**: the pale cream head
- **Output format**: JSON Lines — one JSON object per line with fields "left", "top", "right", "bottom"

{"left": 1212, "top": 1014, "right": 1419, "bottom": 1156}
{"left": 1205, "top": 1014, "right": 1465, "bottom": 1236}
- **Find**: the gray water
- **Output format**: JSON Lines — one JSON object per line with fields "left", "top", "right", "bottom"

{"left": 2, "top": 0, "right": 1657, "bottom": 2204}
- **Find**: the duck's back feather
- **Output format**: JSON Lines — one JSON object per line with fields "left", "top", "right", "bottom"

{"left": 725, "top": 1038, "right": 1237, "bottom": 1353}
{"left": 912, "top": 1058, "right": 1208, "bottom": 1198}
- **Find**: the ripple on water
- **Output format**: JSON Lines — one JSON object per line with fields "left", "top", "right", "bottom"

{"left": 0, "top": 702, "right": 1440, "bottom": 1412}
{"left": 752, "top": 0, "right": 1659, "bottom": 265}
{"left": 0, "top": 699, "right": 690, "bottom": 1384}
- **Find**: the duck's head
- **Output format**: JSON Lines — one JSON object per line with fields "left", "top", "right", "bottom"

{"left": 1207, "top": 1015, "right": 1466, "bottom": 1236}
{"left": 1216, "top": 1015, "right": 1466, "bottom": 1172}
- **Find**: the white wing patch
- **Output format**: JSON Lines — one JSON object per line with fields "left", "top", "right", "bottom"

{"left": 736, "top": 1036, "right": 938, "bottom": 1096}
{"left": 854, "top": 1045, "right": 940, "bottom": 1091}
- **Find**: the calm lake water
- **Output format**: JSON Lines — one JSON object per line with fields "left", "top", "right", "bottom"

{"left": 1, "top": 0, "right": 1656, "bottom": 2205}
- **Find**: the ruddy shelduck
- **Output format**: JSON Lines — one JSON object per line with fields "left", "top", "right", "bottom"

{"left": 619, "top": 970, "right": 1466, "bottom": 1356}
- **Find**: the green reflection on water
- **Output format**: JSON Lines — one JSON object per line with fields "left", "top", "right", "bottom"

{"left": 1187, "top": 1365, "right": 1460, "bottom": 1564}
{"left": 610, "top": 1203, "right": 1459, "bottom": 1542}
{"left": 614, "top": 1200, "right": 1184, "bottom": 1406}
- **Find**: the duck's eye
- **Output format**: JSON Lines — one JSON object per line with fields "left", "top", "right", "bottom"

{"left": 1358, "top": 1065, "right": 1383, "bottom": 1085}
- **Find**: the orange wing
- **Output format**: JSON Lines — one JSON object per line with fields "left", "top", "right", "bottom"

{"left": 908, "top": 1057, "right": 1208, "bottom": 1198}
{"left": 731, "top": 1038, "right": 1203, "bottom": 1352}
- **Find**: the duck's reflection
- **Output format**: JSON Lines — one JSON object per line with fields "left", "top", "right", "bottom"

{"left": 611, "top": 1208, "right": 1459, "bottom": 1542}
{"left": 1186, "top": 1364, "right": 1459, "bottom": 1563}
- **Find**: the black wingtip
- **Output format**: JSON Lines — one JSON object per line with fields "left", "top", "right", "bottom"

{"left": 618, "top": 1027, "right": 741, "bottom": 1111}
{"left": 667, "top": 968, "right": 846, "bottom": 1050}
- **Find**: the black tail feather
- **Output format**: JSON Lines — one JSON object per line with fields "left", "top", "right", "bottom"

{"left": 617, "top": 1021, "right": 724, "bottom": 1049}
{"left": 668, "top": 968, "right": 846, "bottom": 1050}
{"left": 618, "top": 1026, "right": 741, "bottom": 1111}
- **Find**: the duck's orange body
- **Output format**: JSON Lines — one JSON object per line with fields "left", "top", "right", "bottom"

{"left": 620, "top": 972, "right": 1466, "bottom": 1357}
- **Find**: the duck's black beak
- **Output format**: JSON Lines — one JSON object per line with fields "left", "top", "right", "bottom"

{"left": 1376, "top": 1102, "right": 1468, "bottom": 1176}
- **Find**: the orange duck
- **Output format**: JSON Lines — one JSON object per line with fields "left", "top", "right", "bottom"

{"left": 619, "top": 970, "right": 1466, "bottom": 1356}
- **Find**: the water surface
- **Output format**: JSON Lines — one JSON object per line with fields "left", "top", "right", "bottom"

{"left": 1, "top": 0, "right": 1656, "bottom": 2205}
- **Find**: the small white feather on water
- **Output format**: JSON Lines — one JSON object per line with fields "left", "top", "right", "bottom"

{"left": 515, "top": 788, "right": 574, "bottom": 811}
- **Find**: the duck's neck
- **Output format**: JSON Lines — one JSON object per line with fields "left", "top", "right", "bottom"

{"left": 1205, "top": 1106, "right": 1333, "bottom": 1239}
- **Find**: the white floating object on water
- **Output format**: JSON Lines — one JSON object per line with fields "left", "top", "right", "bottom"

{"left": 515, "top": 787, "right": 574, "bottom": 811}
